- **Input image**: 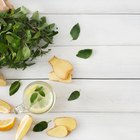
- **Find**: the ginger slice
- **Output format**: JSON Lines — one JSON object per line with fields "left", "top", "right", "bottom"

{"left": 48, "top": 71, "right": 72, "bottom": 83}
{"left": 47, "top": 126, "right": 69, "bottom": 138}
{"left": 0, "top": 74, "right": 6, "bottom": 86}
{"left": 0, "top": 0, "right": 9, "bottom": 11}
{"left": 49, "top": 56, "right": 73, "bottom": 80}
{"left": 4, "top": 0, "right": 14, "bottom": 9}
{"left": 54, "top": 117, "right": 77, "bottom": 132}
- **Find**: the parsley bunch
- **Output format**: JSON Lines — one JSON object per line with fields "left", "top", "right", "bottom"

{"left": 0, "top": 6, "right": 58, "bottom": 69}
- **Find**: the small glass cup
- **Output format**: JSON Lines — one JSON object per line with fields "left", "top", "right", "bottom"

{"left": 14, "top": 81, "right": 56, "bottom": 114}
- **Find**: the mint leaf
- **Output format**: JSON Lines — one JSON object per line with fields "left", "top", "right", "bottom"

{"left": 9, "top": 81, "right": 21, "bottom": 96}
{"left": 31, "top": 11, "right": 39, "bottom": 21}
{"left": 76, "top": 49, "right": 92, "bottom": 59}
{"left": 22, "top": 45, "right": 31, "bottom": 60}
{"left": 33, "top": 121, "right": 48, "bottom": 132}
{"left": 70, "top": 23, "right": 80, "bottom": 40}
{"left": 68, "top": 91, "right": 80, "bottom": 101}
{"left": 39, "top": 90, "right": 45, "bottom": 97}
{"left": 30, "top": 93, "right": 38, "bottom": 103}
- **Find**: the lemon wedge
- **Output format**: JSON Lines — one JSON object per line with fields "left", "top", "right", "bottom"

{"left": 15, "top": 115, "right": 33, "bottom": 140}
{"left": 0, "top": 117, "right": 16, "bottom": 131}
{"left": 0, "top": 99, "right": 12, "bottom": 113}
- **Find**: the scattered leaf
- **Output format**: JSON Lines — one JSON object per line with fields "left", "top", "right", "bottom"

{"left": 76, "top": 49, "right": 92, "bottom": 59}
{"left": 70, "top": 23, "right": 80, "bottom": 40}
{"left": 9, "top": 81, "right": 21, "bottom": 96}
{"left": 68, "top": 91, "right": 80, "bottom": 101}
{"left": 33, "top": 121, "right": 48, "bottom": 132}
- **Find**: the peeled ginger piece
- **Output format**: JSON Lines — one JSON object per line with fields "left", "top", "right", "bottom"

{"left": 54, "top": 117, "right": 77, "bottom": 132}
{"left": 49, "top": 56, "right": 73, "bottom": 80}
{"left": 48, "top": 72, "right": 72, "bottom": 83}
{"left": 47, "top": 126, "right": 69, "bottom": 138}
{"left": 0, "top": 74, "right": 6, "bottom": 86}
{"left": 4, "top": 0, "right": 14, "bottom": 9}
{"left": 0, "top": 0, "right": 9, "bottom": 11}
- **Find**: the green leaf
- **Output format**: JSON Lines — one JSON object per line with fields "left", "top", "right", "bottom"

{"left": 0, "top": 42, "right": 8, "bottom": 53}
{"left": 26, "top": 30, "right": 32, "bottom": 41}
{"left": 0, "top": 7, "right": 58, "bottom": 69}
{"left": 22, "top": 46, "right": 31, "bottom": 60}
{"left": 9, "top": 81, "right": 21, "bottom": 96}
{"left": 6, "top": 35, "right": 14, "bottom": 44}
{"left": 33, "top": 121, "right": 48, "bottom": 132}
{"left": 70, "top": 23, "right": 80, "bottom": 40}
{"left": 35, "top": 86, "right": 45, "bottom": 97}
{"left": 20, "top": 6, "right": 30, "bottom": 14}
{"left": 31, "top": 11, "right": 39, "bottom": 21}
{"left": 30, "top": 93, "right": 38, "bottom": 103}
{"left": 76, "top": 49, "right": 92, "bottom": 59}
{"left": 68, "top": 91, "right": 80, "bottom": 101}
{"left": 39, "top": 90, "right": 45, "bottom": 97}
{"left": 33, "top": 31, "right": 41, "bottom": 39}
{"left": 35, "top": 86, "right": 43, "bottom": 91}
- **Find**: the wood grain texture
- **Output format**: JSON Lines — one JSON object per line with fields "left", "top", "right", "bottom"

{"left": 10, "top": 0, "right": 140, "bottom": 13}
{"left": 0, "top": 113, "right": 140, "bottom": 140}
{"left": 1, "top": 80, "right": 140, "bottom": 112}
{"left": 1, "top": 46, "right": 140, "bottom": 79}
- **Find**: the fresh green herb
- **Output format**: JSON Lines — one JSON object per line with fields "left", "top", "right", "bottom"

{"left": 39, "top": 90, "right": 45, "bottom": 97}
{"left": 0, "top": 6, "right": 58, "bottom": 69}
{"left": 70, "top": 23, "right": 80, "bottom": 40}
{"left": 33, "top": 121, "right": 49, "bottom": 132}
{"left": 76, "top": 49, "right": 92, "bottom": 59}
{"left": 30, "top": 92, "right": 38, "bottom": 103}
{"left": 35, "top": 86, "right": 43, "bottom": 92}
{"left": 9, "top": 81, "right": 21, "bottom": 96}
{"left": 68, "top": 90, "right": 80, "bottom": 101}
{"left": 35, "top": 86, "right": 45, "bottom": 97}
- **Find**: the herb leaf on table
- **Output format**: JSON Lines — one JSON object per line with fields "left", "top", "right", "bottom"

{"left": 68, "top": 90, "right": 80, "bottom": 101}
{"left": 9, "top": 81, "right": 21, "bottom": 96}
{"left": 70, "top": 23, "right": 80, "bottom": 40}
{"left": 33, "top": 121, "right": 49, "bottom": 132}
{"left": 76, "top": 49, "right": 92, "bottom": 59}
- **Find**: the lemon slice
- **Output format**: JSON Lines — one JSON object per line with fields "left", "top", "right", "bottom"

{"left": 0, "top": 117, "right": 16, "bottom": 131}
{"left": 0, "top": 99, "right": 12, "bottom": 113}
{"left": 15, "top": 115, "right": 33, "bottom": 140}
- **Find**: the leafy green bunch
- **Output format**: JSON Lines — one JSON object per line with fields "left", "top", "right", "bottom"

{"left": 0, "top": 6, "right": 58, "bottom": 69}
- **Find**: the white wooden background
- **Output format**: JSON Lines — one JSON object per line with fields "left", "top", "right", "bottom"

{"left": 1, "top": 0, "right": 140, "bottom": 139}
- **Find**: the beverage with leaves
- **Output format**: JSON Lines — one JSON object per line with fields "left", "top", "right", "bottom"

{"left": 14, "top": 81, "right": 56, "bottom": 114}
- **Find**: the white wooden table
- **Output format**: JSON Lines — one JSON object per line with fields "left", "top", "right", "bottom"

{"left": 1, "top": 0, "right": 140, "bottom": 139}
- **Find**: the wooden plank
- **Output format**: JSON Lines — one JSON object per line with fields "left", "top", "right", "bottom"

{"left": 1, "top": 46, "right": 140, "bottom": 79}
{"left": 27, "top": 15, "right": 140, "bottom": 46}
{"left": 0, "top": 113, "right": 140, "bottom": 140}
{"left": 11, "top": 0, "right": 140, "bottom": 14}
{"left": 1, "top": 80, "right": 140, "bottom": 112}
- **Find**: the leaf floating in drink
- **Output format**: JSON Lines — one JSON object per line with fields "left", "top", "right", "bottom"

{"left": 70, "top": 23, "right": 80, "bottom": 40}
{"left": 30, "top": 93, "right": 38, "bottom": 103}
{"left": 76, "top": 49, "right": 93, "bottom": 59}
{"left": 39, "top": 90, "right": 45, "bottom": 97}
{"left": 33, "top": 121, "right": 49, "bottom": 132}
{"left": 9, "top": 81, "right": 21, "bottom": 96}
{"left": 68, "top": 91, "right": 80, "bottom": 101}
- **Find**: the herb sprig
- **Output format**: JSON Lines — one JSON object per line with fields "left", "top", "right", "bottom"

{"left": 0, "top": 7, "right": 58, "bottom": 69}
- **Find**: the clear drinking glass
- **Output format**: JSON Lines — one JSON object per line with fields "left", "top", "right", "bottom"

{"left": 14, "top": 81, "right": 56, "bottom": 114}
